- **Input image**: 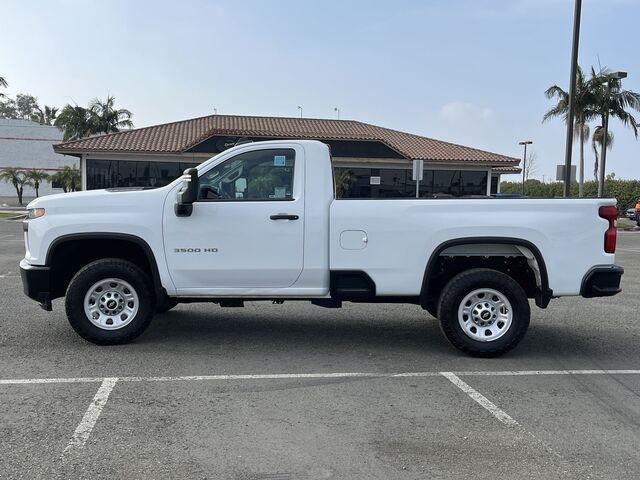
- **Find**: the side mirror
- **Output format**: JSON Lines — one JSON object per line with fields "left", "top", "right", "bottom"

{"left": 175, "top": 168, "right": 199, "bottom": 217}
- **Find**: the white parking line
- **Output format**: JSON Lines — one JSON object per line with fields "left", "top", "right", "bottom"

{"left": 2, "top": 369, "right": 640, "bottom": 385}
{"left": 618, "top": 248, "right": 640, "bottom": 253}
{"left": 0, "top": 376, "right": 105, "bottom": 385}
{"left": 441, "top": 372, "right": 519, "bottom": 426}
{"left": 124, "top": 372, "right": 404, "bottom": 382}
{"left": 451, "top": 369, "right": 640, "bottom": 376}
{"left": 62, "top": 377, "right": 118, "bottom": 456}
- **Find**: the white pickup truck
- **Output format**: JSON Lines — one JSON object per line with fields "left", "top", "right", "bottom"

{"left": 20, "top": 140, "right": 623, "bottom": 356}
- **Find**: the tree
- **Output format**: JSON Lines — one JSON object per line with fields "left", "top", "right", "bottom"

{"left": 88, "top": 95, "right": 133, "bottom": 134}
{"left": 55, "top": 96, "right": 133, "bottom": 140}
{"left": 334, "top": 168, "right": 355, "bottom": 198}
{"left": 591, "top": 126, "right": 613, "bottom": 181}
{"left": 543, "top": 66, "right": 597, "bottom": 197}
{"left": 590, "top": 67, "right": 640, "bottom": 192}
{"left": 50, "top": 165, "right": 81, "bottom": 193}
{"left": 31, "top": 105, "right": 58, "bottom": 125}
{"left": 0, "top": 97, "right": 17, "bottom": 118}
{"left": 55, "top": 105, "right": 91, "bottom": 140}
{"left": 0, "top": 75, "right": 7, "bottom": 98}
{"left": 15, "top": 93, "right": 40, "bottom": 119}
{"left": 0, "top": 168, "right": 32, "bottom": 205}
{"left": 524, "top": 151, "right": 539, "bottom": 181}
{"left": 25, "top": 169, "right": 50, "bottom": 197}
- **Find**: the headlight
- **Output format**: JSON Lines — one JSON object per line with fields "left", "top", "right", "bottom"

{"left": 27, "top": 208, "right": 45, "bottom": 219}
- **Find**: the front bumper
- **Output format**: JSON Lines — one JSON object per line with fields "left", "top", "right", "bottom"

{"left": 20, "top": 259, "right": 52, "bottom": 311}
{"left": 580, "top": 264, "right": 624, "bottom": 298}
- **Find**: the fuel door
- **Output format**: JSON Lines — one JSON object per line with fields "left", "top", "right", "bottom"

{"left": 340, "top": 230, "right": 368, "bottom": 250}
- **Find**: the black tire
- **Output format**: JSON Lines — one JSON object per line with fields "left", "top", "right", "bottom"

{"left": 156, "top": 297, "right": 178, "bottom": 314}
{"left": 438, "top": 268, "right": 530, "bottom": 357}
{"left": 65, "top": 258, "right": 155, "bottom": 345}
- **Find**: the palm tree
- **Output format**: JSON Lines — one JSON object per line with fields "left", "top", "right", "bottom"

{"left": 0, "top": 76, "right": 7, "bottom": 98}
{"left": 25, "top": 169, "right": 50, "bottom": 197}
{"left": 50, "top": 165, "right": 81, "bottom": 193}
{"left": 334, "top": 168, "right": 355, "bottom": 198}
{"left": 31, "top": 105, "right": 59, "bottom": 125}
{"left": 543, "top": 66, "right": 597, "bottom": 197}
{"left": 590, "top": 67, "right": 640, "bottom": 192}
{"left": 55, "top": 105, "right": 91, "bottom": 140}
{"left": 88, "top": 95, "right": 133, "bottom": 134}
{"left": 0, "top": 168, "right": 32, "bottom": 205}
{"left": 591, "top": 126, "right": 613, "bottom": 182}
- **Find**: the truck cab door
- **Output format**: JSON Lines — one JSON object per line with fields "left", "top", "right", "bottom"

{"left": 162, "top": 145, "right": 304, "bottom": 291}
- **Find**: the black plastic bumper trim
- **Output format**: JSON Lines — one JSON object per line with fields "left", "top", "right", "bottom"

{"left": 580, "top": 264, "right": 624, "bottom": 298}
{"left": 20, "top": 263, "right": 52, "bottom": 311}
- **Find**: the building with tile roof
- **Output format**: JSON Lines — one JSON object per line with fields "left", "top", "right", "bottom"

{"left": 53, "top": 114, "right": 520, "bottom": 197}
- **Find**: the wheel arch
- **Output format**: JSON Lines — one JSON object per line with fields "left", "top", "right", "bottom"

{"left": 421, "top": 236, "right": 552, "bottom": 309}
{"left": 45, "top": 233, "right": 165, "bottom": 300}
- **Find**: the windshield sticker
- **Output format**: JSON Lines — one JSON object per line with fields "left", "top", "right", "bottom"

{"left": 274, "top": 155, "right": 286, "bottom": 166}
{"left": 274, "top": 186, "right": 287, "bottom": 198}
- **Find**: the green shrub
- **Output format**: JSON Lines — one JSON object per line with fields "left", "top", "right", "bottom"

{"left": 500, "top": 179, "right": 640, "bottom": 213}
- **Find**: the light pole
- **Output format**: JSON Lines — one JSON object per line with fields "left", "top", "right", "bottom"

{"left": 334, "top": 107, "right": 340, "bottom": 120}
{"left": 519, "top": 140, "right": 532, "bottom": 195}
{"left": 598, "top": 71, "right": 627, "bottom": 197}
{"left": 562, "top": 0, "right": 583, "bottom": 197}
{"left": 297, "top": 106, "right": 303, "bottom": 118}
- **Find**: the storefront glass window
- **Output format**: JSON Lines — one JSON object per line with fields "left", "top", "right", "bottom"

{"left": 336, "top": 167, "right": 488, "bottom": 199}
{"left": 86, "top": 159, "right": 199, "bottom": 190}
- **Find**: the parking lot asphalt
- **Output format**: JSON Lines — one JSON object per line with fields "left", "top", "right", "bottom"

{"left": 1, "top": 219, "right": 639, "bottom": 479}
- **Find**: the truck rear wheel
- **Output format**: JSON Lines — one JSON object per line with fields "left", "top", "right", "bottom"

{"left": 437, "top": 268, "right": 530, "bottom": 357}
{"left": 65, "top": 259, "right": 155, "bottom": 345}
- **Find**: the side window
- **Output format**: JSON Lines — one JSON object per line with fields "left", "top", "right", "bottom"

{"left": 198, "top": 148, "right": 295, "bottom": 201}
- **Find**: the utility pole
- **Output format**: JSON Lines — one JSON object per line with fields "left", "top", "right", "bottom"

{"left": 334, "top": 107, "right": 340, "bottom": 120}
{"left": 519, "top": 140, "right": 532, "bottom": 195}
{"left": 562, "top": 0, "right": 582, "bottom": 197}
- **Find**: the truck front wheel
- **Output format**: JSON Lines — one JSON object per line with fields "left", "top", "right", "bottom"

{"left": 65, "top": 259, "right": 155, "bottom": 345}
{"left": 437, "top": 268, "right": 530, "bottom": 357}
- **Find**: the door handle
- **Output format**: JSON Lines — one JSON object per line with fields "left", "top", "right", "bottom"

{"left": 270, "top": 214, "right": 299, "bottom": 220}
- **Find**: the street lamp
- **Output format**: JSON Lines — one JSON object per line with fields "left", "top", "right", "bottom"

{"left": 519, "top": 140, "right": 533, "bottom": 195}
{"left": 598, "top": 71, "right": 627, "bottom": 198}
{"left": 334, "top": 107, "right": 340, "bottom": 120}
{"left": 297, "top": 106, "right": 303, "bottom": 118}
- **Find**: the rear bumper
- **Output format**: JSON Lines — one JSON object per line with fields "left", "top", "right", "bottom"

{"left": 19, "top": 259, "right": 52, "bottom": 311}
{"left": 580, "top": 264, "right": 624, "bottom": 298}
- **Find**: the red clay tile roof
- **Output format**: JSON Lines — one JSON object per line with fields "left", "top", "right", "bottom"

{"left": 492, "top": 165, "right": 522, "bottom": 174}
{"left": 53, "top": 114, "right": 519, "bottom": 165}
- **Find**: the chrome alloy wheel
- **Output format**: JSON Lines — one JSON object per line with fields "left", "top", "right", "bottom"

{"left": 83, "top": 278, "right": 139, "bottom": 330}
{"left": 457, "top": 288, "right": 513, "bottom": 342}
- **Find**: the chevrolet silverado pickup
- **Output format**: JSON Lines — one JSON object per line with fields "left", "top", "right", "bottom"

{"left": 20, "top": 140, "right": 624, "bottom": 356}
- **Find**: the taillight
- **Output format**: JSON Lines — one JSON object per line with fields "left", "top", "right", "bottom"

{"left": 599, "top": 206, "right": 618, "bottom": 254}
